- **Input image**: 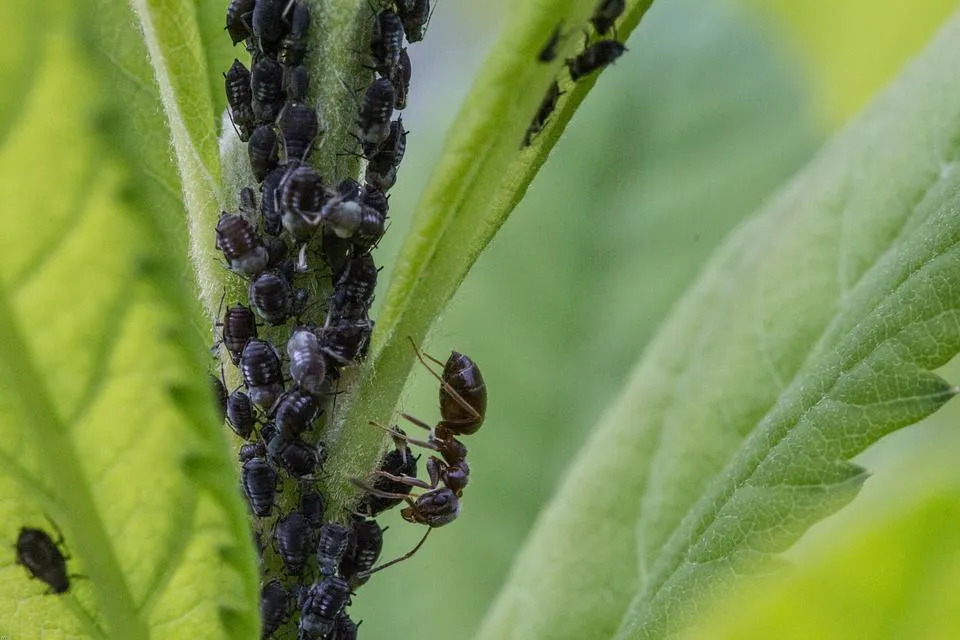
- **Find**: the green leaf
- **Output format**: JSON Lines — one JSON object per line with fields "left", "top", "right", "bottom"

{"left": 680, "top": 438, "right": 960, "bottom": 639}
{"left": 0, "top": 2, "right": 257, "bottom": 639}
{"left": 323, "top": 0, "right": 657, "bottom": 516}
{"left": 478, "top": 7, "right": 960, "bottom": 640}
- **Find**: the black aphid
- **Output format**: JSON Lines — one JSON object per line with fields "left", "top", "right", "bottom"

{"left": 337, "top": 177, "right": 363, "bottom": 201}
{"left": 260, "top": 165, "right": 287, "bottom": 236}
{"left": 264, "top": 235, "right": 288, "bottom": 269}
{"left": 361, "top": 186, "right": 389, "bottom": 218}
{"left": 252, "top": 0, "right": 287, "bottom": 53}
{"left": 260, "top": 422, "right": 279, "bottom": 445}
{"left": 591, "top": 0, "right": 625, "bottom": 35}
{"left": 316, "top": 523, "right": 351, "bottom": 577}
{"left": 286, "top": 65, "right": 310, "bottom": 103}
{"left": 248, "top": 125, "right": 280, "bottom": 182}
{"left": 224, "top": 59, "right": 254, "bottom": 140}
{"left": 298, "top": 577, "right": 352, "bottom": 639}
{"left": 241, "top": 456, "right": 278, "bottom": 517}
{"left": 226, "top": 389, "right": 256, "bottom": 439}
{"left": 371, "top": 9, "right": 403, "bottom": 75}
{"left": 361, "top": 441, "right": 418, "bottom": 516}
{"left": 212, "top": 374, "right": 228, "bottom": 421}
{"left": 279, "top": 2, "right": 310, "bottom": 66}
{"left": 365, "top": 118, "right": 406, "bottom": 192}
{"left": 278, "top": 102, "right": 319, "bottom": 163}
{"left": 397, "top": 0, "right": 431, "bottom": 43}
{"left": 238, "top": 441, "right": 266, "bottom": 462}
{"left": 320, "top": 197, "right": 385, "bottom": 249}
{"left": 249, "top": 271, "right": 292, "bottom": 325}
{"left": 287, "top": 329, "right": 328, "bottom": 397}
{"left": 274, "top": 512, "right": 314, "bottom": 574}
{"left": 340, "top": 518, "right": 384, "bottom": 589}
{"left": 269, "top": 437, "right": 322, "bottom": 477}
{"left": 240, "top": 338, "right": 285, "bottom": 409}
{"left": 566, "top": 39, "right": 627, "bottom": 81}
{"left": 216, "top": 213, "right": 269, "bottom": 276}
{"left": 358, "top": 77, "right": 396, "bottom": 153}
{"left": 222, "top": 304, "right": 258, "bottom": 365}
{"left": 523, "top": 80, "right": 562, "bottom": 147}
{"left": 239, "top": 185, "right": 258, "bottom": 217}
{"left": 275, "top": 388, "right": 320, "bottom": 440}
{"left": 320, "top": 226, "right": 352, "bottom": 277}
{"left": 251, "top": 56, "right": 285, "bottom": 123}
{"left": 279, "top": 165, "right": 330, "bottom": 238}
{"left": 332, "top": 614, "right": 359, "bottom": 640}
{"left": 300, "top": 490, "right": 326, "bottom": 528}
{"left": 225, "top": 0, "right": 255, "bottom": 46}
{"left": 260, "top": 580, "right": 291, "bottom": 638}
{"left": 538, "top": 24, "right": 562, "bottom": 62}
{"left": 329, "top": 252, "right": 378, "bottom": 318}
{"left": 319, "top": 316, "right": 374, "bottom": 367}
{"left": 390, "top": 48, "right": 412, "bottom": 110}
{"left": 16, "top": 526, "right": 70, "bottom": 594}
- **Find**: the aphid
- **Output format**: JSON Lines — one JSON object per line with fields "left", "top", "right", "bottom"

{"left": 275, "top": 388, "right": 320, "bottom": 440}
{"left": 361, "top": 186, "right": 389, "bottom": 218}
{"left": 264, "top": 236, "right": 288, "bottom": 269}
{"left": 298, "top": 577, "right": 352, "bottom": 639}
{"left": 360, "top": 438, "right": 418, "bottom": 516}
{"left": 315, "top": 523, "right": 351, "bottom": 577}
{"left": 225, "top": 0, "right": 255, "bottom": 46}
{"left": 260, "top": 165, "right": 287, "bottom": 236}
{"left": 251, "top": 56, "right": 284, "bottom": 123}
{"left": 224, "top": 59, "right": 254, "bottom": 140}
{"left": 590, "top": 0, "right": 625, "bottom": 35}
{"left": 300, "top": 489, "right": 326, "bottom": 528}
{"left": 365, "top": 118, "right": 406, "bottom": 192}
{"left": 278, "top": 165, "right": 331, "bottom": 238}
{"left": 397, "top": 0, "right": 431, "bottom": 43}
{"left": 337, "top": 177, "right": 363, "bottom": 201}
{"left": 329, "top": 252, "right": 378, "bottom": 318}
{"left": 222, "top": 304, "right": 258, "bottom": 365}
{"left": 240, "top": 338, "right": 285, "bottom": 409}
{"left": 566, "top": 39, "right": 627, "bottom": 81}
{"left": 216, "top": 213, "right": 269, "bottom": 276}
{"left": 227, "top": 389, "right": 256, "bottom": 439}
{"left": 278, "top": 102, "right": 319, "bottom": 163}
{"left": 269, "top": 437, "right": 322, "bottom": 477}
{"left": 260, "top": 580, "right": 291, "bottom": 638}
{"left": 238, "top": 441, "right": 266, "bottom": 462}
{"left": 212, "top": 374, "right": 228, "bottom": 421}
{"left": 249, "top": 271, "right": 292, "bottom": 325}
{"left": 286, "top": 65, "right": 310, "bottom": 103}
{"left": 274, "top": 512, "right": 314, "bottom": 574}
{"left": 248, "top": 125, "right": 280, "bottom": 182}
{"left": 239, "top": 185, "right": 258, "bottom": 218}
{"left": 523, "top": 80, "right": 562, "bottom": 147}
{"left": 332, "top": 614, "right": 359, "bottom": 640}
{"left": 252, "top": 0, "right": 287, "bottom": 53}
{"left": 319, "top": 316, "right": 374, "bottom": 367}
{"left": 16, "top": 526, "right": 70, "bottom": 594}
{"left": 538, "top": 24, "right": 562, "bottom": 62}
{"left": 371, "top": 10, "right": 403, "bottom": 75}
{"left": 261, "top": 422, "right": 279, "bottom": 445}
{"left": 241, "top": 456, "right": 278, "bottom": 517}
{"left": 287, "top": 329, "right": 328, "bottom": 398}
{"left": 340, "top": 519, "right": 384, "bottom": 589}
{"left": 319, "top": 197, "right": 385, "bottom": 249}
{"left": 357, "top": 77, "right": 396, "bottom": 154}
{"left": 320, "top": 226, "right": 352, "bottom": 277}
{"left": 279, "top": 2, "right": 310, "bottom": 66}
{"left": 389, "top": 48, "right": 411, "bottom": 110}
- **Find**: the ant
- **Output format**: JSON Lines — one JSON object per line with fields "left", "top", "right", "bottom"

{"left": 350, "top": 338, "right": 486, "bottom": 576}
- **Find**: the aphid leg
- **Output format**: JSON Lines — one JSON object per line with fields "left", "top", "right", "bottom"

{"left": 357, "top": 528, "right": 431, "bottom": 578}
{"left": 406, "top": 337, "right": 481, "bottom": 420}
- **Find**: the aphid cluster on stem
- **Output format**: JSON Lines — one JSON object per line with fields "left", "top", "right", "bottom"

{"left": 216, "top": 0, "right": 440, "bottom": 636}
{"left": 523, "top": 0, "right": 628, "bottom": 147}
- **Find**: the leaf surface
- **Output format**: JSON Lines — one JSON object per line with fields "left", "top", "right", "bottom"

{"left": 479, "top": 7, "right": 960, "bottom": 640}
{"left": 0, "top": 2, "right": 258, "bottom": 638}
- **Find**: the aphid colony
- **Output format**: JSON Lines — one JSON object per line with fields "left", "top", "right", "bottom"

{"left": 217, "top": 0, "right": 437, "bottom": 637}
{"left": 523, "top": 0, "right": 628, "bottom": 147}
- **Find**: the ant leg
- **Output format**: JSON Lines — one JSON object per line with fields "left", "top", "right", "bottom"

{"left": 370, "top": 420, "right": 440, "bottom": 453}
{"left": 349, "top": 477, "right": 420, "bottom": 501}
{"left": 372, "top": 470, "right": 432, "bottom": 490}
{"left": 406, "top": 337, "right": 481, "bottom": 421}
{"left": 358, "top": 528, "right": 432, "bottom": 578}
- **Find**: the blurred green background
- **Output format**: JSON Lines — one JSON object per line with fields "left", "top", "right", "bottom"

{"left": 353, "top": 0, "right": 960, "bottom": 637}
